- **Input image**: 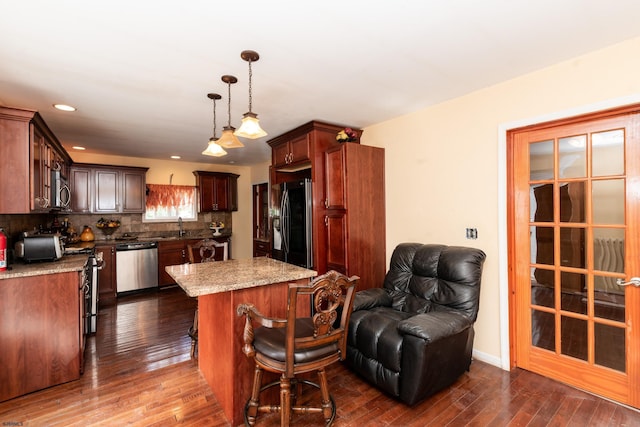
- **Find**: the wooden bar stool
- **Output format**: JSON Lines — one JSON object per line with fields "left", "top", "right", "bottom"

{"left": 237, "top": 270, "right": 358, "bottom": 426}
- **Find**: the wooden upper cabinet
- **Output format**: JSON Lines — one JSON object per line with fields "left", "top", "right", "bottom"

{"left": 193, "top": 171, "right": 239, "bottom": 212}
{"left": 271, "top": 134, "right": 311, "bottom": 168}
{"left": 0, "top": 106, "right": 71, "bottom": 214}
{"left": 324, "top": 147, "right": 347, "bottom": 210}
{"left": 69, "top": 166, "right": 92, "bottom": 213}
{"left": 121, "top": 169, "right": 146, "bottom": 212}
{"left": 69, "top": 163, "right": 148, "bottom": 214}
{"left": 94, "top": 168, "right": 119, "bottom": 213}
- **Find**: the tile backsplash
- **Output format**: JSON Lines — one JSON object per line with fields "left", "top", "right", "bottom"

{"left": 0, "top": 211, "right": 231, "bottom": 256}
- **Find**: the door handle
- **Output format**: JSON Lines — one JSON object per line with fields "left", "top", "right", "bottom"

{"left": 616, "top": 277, "right": 640, "bottom": 287}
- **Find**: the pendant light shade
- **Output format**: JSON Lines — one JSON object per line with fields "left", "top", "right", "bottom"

{"left": 234, "top": 50, "right": 267, "bottom": 139}
{"left": 217, "top": 75, "right": 244, "bottom": 148}
{"left": 202, "top": 93, "right": 227, "bottom": 157}
{"left": 202, "top": 137, "right": 227, "bottom": 157}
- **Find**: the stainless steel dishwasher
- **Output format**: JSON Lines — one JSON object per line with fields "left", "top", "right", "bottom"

{"left": 115, "top": 241, "right": 159, "bottom": 293}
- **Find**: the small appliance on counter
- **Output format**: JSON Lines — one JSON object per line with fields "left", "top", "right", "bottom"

{"left": 15, "top": 234, "right": 64, "bottom": 262}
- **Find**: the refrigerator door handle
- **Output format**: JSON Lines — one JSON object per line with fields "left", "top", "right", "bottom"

{"left": 304, "top": 178, "right": 313, "bottom": 268}
{"left": 281, "top": 189, "right": 289, "bottom": 254}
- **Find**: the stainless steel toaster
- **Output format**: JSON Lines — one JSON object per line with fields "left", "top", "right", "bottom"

{"left": 15, "top": 235, "right": 64, "bottom": 262}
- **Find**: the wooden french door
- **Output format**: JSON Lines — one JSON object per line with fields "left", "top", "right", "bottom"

{"left": 509, "top": 105, "right": 640, "bottom": 407}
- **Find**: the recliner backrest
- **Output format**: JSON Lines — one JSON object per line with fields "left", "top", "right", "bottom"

{"left": 383, "top": 243, "right": 486, "bottom": 320}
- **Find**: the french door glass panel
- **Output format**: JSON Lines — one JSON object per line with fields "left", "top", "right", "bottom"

{"left": 528, "top": 124, "right": 627, "bottom": 374}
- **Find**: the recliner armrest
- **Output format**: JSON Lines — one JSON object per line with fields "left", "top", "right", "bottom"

{"left": 352, "top": 288, "right": 392, "bottom": 311}
{"left": 397, "top": 311, "right": 472, "bottom": 344}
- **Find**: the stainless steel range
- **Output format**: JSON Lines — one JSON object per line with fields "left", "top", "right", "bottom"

{"left": 68, "top": 246, "right": 100, "bottom": 335}
{"left": 83, "top": 254, "right": 99, "bottom": 334}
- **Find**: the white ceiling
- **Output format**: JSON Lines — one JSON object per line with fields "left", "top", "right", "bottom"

{"left": 2, "top": 1, "right": 640, "bottom": 166}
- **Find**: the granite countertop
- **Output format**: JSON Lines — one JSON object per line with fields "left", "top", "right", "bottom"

{"left": 0, "top": 255, "right": 88, "bottom": 280}
{"left": 84, "top": 232, "right": 232, "bottom": 245}
{"left": 165, "top": 257, "right": 317, "bottom": 297}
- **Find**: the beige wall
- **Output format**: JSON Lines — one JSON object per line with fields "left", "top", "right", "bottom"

{"left": 361, "top": 36, "right": 640, "bottom": 366}
{"left": 70, "top": 152, "right": 262, "bottom": 260}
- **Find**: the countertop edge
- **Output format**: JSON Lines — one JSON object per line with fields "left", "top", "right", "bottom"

{"left": 0, "top": 256, "right": 88, "bottom": 279}
{"left": 165, "top": 258, "right": 318, "bottom": 297}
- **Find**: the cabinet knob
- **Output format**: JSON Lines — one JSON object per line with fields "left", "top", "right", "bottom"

{"left": 324, "top": 215, "right": 328, "bottom": 226}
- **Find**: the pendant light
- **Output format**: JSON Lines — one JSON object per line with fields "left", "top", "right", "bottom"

{"left": 234, "top": 50, "right": 267, "bottom": 139}
{"left": 216, "top": 75, "right": 244, "bottom": 148}
{"left": 202, "top": 93, "right": 227, "bottom": 157}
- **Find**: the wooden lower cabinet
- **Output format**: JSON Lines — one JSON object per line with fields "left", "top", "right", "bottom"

{"left": 0, "top": 271, "right": 84, "bottom": 402}
{"left": 253, "top": 239, "right": 270, "bottom": 257}
{"left": 158, "top": 240, "right": 188, "bottom": 287}
{"left": 96, "top": 243, "right": 116, "bottom": 304}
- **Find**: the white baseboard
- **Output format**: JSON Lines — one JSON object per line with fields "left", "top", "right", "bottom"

{"left": 472, "top": 349, "right": 504, "bottom": 369}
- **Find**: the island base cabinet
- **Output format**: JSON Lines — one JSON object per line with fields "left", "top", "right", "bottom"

{"left": 0, "top": 272, "right": 82, "bottom": 402}
{"left": 198, "top": 280, "right": 310, "bottom": 426}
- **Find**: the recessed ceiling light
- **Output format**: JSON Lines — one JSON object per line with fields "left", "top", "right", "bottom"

{"left": 171, "top": 155, "right": 181, "bottom": 159}
{"left": 53, "top": 104, "right": 77, "bottom": 112}
{"left": 72, "top": 146, "right": 86, "bottom": 150}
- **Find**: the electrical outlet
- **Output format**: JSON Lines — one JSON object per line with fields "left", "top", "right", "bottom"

{"left": 466, "top": 228, "right": 478, "bottom": 239}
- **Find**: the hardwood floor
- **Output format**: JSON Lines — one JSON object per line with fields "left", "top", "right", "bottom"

{"left": 2, "top": 286, "right": 640, "bottom": 426}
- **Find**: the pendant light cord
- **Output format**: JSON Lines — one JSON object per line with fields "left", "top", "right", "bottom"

{"left": 248, "top": 60, "right": 253, "bottom": 113}
{"left": 212, "top": 97, "right": 217, "bottom": 138}
{"left": 227, "top": 81, "right": 232, "bottom": 127}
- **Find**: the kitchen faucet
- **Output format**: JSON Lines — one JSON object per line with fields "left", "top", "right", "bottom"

{"left": 178, "top": 217, "right": 185, "bottom": 237}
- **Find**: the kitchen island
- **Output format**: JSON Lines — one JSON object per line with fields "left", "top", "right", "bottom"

{"left": 165, "top": 257, "right": 317, "bottom": 426}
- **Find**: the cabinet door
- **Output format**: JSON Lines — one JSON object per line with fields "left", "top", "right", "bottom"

{"left": 272, "top": 141, "right": 291, "bottom": 167}
{"left": 94, "top": 169, "right": 119, "bottom": 213}
{"left": 31, "top": 126, "right": 50, "bottom": 211}
{"left": 96, "top": 244, "right": 116, "bottom": 304}
{"left": 121, "top": 170, "right": 145, "bottom": 212}
{"left": 69, "top": 167, "right": 92, "bottom": 213}
{"left": 214, "top": 175, "right": 229, "bottom": 211}
{"left": 289, "top": 134, "right": 310, "bottom": 164}
{"left": 198, "top": 175, "right": 216, "bottom": 212}
{"left": 195, "top": 172, "right": 238, "bottom": 212}
{"left": 325, "top": 212, "right": 347, "bottom": 274}
{"left": 324, "top": 146, "right": 347, "bottom": 209}
{"left": 158, "top": 241, "right": 187, "bottom": 286}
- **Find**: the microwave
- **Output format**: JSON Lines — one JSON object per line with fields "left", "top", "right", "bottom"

{"left": 51, "top": 169, "right": 71, "bottom": 209}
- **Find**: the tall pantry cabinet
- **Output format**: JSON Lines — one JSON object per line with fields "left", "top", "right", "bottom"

{"left": 323, "top": 143, "right": 385, "bottom": 290}
{"left": 268, "top": 121, "right": 385, "bottom": 290}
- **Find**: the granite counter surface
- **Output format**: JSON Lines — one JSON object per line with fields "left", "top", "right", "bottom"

{"left": 165, "top": 257, "right": 317, "bottom": 297}
{"left": 0, "top": 256, "right": 88, "bottom": 280}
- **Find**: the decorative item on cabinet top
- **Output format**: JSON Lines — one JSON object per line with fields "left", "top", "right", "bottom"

{"left": 336, "top": 127, "right": 358, "bottom": 143}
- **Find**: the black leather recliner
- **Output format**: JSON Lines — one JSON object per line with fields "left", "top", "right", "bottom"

{"left": 346, "top": 243, "right": 486, "bottom": 405}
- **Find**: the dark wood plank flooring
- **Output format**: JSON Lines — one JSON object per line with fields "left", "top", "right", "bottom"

{"left": 1, "top": 286, "right": 639, "bottom": 426}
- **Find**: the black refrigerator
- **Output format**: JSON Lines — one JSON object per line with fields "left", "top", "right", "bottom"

{"left": 272, "top": 178, "right": 313, "bottom": 268}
